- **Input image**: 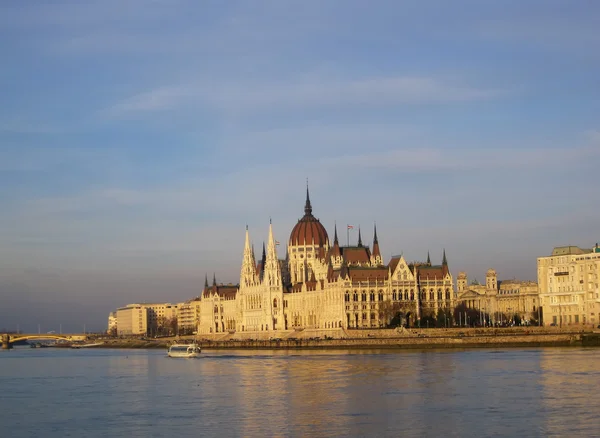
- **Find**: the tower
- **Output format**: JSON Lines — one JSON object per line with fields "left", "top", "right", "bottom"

{"left": 486, "top": 269, "right": 497, "bottom": 291}
{"left": 457, "top": 272, "right": 467, "bottom": 292}
{"left": 240, "top": 226, "right": 258, "bottom": 287}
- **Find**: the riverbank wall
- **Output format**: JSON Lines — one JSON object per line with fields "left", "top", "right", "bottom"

{"left": 92, "top": 327, "right": 599, "bottom": 350}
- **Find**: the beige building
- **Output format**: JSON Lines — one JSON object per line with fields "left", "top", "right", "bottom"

{"left": 107, "top": 311, "right": 117, "bottom": 334}
{"left": 110, "top": 302, "right": 179, "bottom": 336}
{"left": 456, "top": 269, "right": 540, "bottom": 324}
{"left": 116, "top": 305, "right": 148, "bottom": 335}
{"left": 538, "top": 244, "right": 600, "bottom": 327}
{"left": 177, "top": 299, "right": 202, "bottom": 334}
{"left": 142, "top": 303, "right": 179, "bottom": 335}
{"left": 198, "top": 187, "right": 455, "bottom": 334}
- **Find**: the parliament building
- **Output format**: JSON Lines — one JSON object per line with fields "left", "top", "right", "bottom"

{"left": 198, "top": 188, "right": 455, "bottom": 334}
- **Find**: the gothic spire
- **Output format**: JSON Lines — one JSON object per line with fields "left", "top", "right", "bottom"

{"left": 334, "top": 222, "right": 339, "bottom": 244}
{"left": 332, "top": 221, "right": 341, "bottom": 258}
{"left": 204, "top": 273, "right": 208, "bottom": 289}
{"left": 357, "top": 226, "right": 363, "bottom": 247}
{"left": 427, "top": 251, "right": 431, "bottom": 265}
{"left": 442, "top": 249, "right": 448, "bottom": 265}
{"left": 304, "top": 182, "right": 312, "bottom": 216}
{"left": 372, "top": 223, "right": 381, "bottom": 261}
{"left": 240, "top": 226, "right": 257, "bottom": 286}
{"left": 212, "top": 272, "right": 217, "bottom": 286}
{"left": 265, "top": 220, "right": 282, "bottom": 287}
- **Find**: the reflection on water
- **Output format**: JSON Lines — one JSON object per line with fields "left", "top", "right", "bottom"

{"left": 1, "top": 347, "right": 600, "bottom": 437}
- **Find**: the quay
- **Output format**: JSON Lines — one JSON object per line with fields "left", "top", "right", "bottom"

{"left": 63, "top": 327, "right": 600, "bottom": 350}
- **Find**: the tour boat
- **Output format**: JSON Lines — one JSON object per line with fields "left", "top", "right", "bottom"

{"left": 167, "top": 343, "right": 201, "bottom": 358}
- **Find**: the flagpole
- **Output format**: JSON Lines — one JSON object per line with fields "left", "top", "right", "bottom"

{"left": 347, "top": 225, "right": 349, "bottom": 247}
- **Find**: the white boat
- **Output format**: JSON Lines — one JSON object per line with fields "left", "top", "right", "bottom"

{"left": 167, "top": 343, "right": 201, "bottom": 358}
{"left": 71, "top": 342, "right": 104, "bottom": 349}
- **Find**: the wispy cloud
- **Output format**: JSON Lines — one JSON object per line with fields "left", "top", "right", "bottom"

{"left": 105, "top": 75, "right": 509, "bottom": 117}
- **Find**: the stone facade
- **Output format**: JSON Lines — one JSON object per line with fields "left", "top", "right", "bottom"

{"left": 456, "top": 269, "right": 540, "bottom": 324}
{"left": 538, "top": 244, "right": 600, "bottom": 327}
{"left": 197, "top": 188, "right": 455, "bottom": 334}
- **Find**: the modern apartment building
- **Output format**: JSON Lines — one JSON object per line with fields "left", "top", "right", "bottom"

{"left": 115, "top": 305, "right": 148, "bottom": 335}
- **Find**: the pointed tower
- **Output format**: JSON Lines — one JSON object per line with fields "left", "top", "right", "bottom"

{"left": 264, "top": 220, "right": 282, "bottom": 288}
{"left": 240, "top": 226, "right": 258, "bottom": 287}
{"left": 357, "top": 226, "right": 363, "bottom": 247}
{"left": 258, "top": 242, "right": 267, "bottom": 281}
{"left": 212, "top": 272, "right": 217, "bottom": 287}
{"left": 442, "top": 249, "right": 448, "bottom": 276}
{"left": 371, "top": 223, "right": 382, "bottom": 266}
{"left": 204, "top": 273, "right": 209, "bottom": 289}
{"left": 332, "top": 223, "right": 340, "bottom": 254}
{"left": 427, "top": 251, "right": 431, "bottom": 265}
{"left": 304, "top": 183, "right": 312, "bottom": 216}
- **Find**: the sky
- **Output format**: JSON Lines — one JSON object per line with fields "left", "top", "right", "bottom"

{"left": 0, "top": 0, "right": 598, "bottom": 333}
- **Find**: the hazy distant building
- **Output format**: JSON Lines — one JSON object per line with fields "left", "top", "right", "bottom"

{"left": 111, "top": 302, "right": 178, "bottom": 336}
{"left": 107, "top": 311, "right": 117, "bottom": 334}
{"left": 116, "top": 305, "right": 148, "bottom": 335}
{"left": 456, "top": 269, "right": 540, "bottom": 324}
{"left": 197, "top": 187, "right": 455, "bottom": 334}
{"left": 538, "top": 244, "right": 600, "bottom": 326}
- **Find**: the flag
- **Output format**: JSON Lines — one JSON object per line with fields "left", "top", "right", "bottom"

{"left": 347, "top": 225, "right": 354, "bottom": 230}
{"left": 275, "top": 240, "right": 280, "bottom": 246}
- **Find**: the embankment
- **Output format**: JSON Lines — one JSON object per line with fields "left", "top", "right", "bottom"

{"left": 92, "top": 328, "right": 600, "bottom": 350}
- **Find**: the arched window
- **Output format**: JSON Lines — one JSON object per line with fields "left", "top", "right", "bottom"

{"left": 393, "top": 292, "right": 397, "bottom": 300}
{"left": 370, "top": 292, "right": 375, "bottom": 302}
{"left": 405, "top": 290, "right": 409, "bottom": 300}
{"left": 345, "top": 293, "right": 350, "bottom": 302}
{"left": 437, "top": 290, "right": 442, "bottom": 300}
{"left": 445, "top": 289, "right": 450, "bottom": 300}
{"left": 353, "top": 293, "right": 358, "bottom": 302}
{"left": 273, "top": 298, "right": 278, "bottom": 308}
{"left": 378, "top": 292, "right": 384, "bottom": 301}
{"left": 410, "top": 290, "right": 414, "bottom": 300}
{"left": 362, "top": 293, "right": 367, "bottom": 302}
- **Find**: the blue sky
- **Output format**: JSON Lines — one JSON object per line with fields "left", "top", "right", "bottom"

{"left": 1, "top": 0, "right": 598, "bottom": 332}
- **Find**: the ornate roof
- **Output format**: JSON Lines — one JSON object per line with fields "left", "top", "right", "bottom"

{"left": 289, "top": 186, "right": 329, "bottom": 247}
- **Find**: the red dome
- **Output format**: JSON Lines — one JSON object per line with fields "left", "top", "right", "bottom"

{"left": 289, "top": 188, "right": 329, "bottom": 247}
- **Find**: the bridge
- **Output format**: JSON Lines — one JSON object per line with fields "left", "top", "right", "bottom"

{"left": 2, "top": 333, "right": 88, "bottom": 349}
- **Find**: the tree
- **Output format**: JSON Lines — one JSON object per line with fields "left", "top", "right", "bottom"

{"left": 379, "top": 300, "right": 404, "bottom": 328}
{"left": 168, "top": 317, "right": 178, "bottom": 336}
{"left": 156, "top": 316, "right": 167, "bottom": 336}
{"left": 437, "top": 308, "right": 453, "bottom": 328}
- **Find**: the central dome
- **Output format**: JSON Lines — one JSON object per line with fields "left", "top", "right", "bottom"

{"left": 289, "top": 187, "right": 329, "bottom": 247}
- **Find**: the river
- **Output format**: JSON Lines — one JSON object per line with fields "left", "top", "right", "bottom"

{"left": 1, "top": 347, "right": 599, "bottom": 437}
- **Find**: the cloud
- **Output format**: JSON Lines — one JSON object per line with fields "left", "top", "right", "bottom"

{"left": 105, "top": 75, "right": 509, "bottom": 117}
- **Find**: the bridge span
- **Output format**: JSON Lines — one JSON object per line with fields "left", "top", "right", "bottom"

{"left": 2, "top": 333, "right": 88, "bottom": 349}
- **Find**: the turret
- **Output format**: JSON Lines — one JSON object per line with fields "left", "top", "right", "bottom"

{"left": 240, "top": 226, "right": 258, "bottom": 286}
{"left": 371, "top": 223, "right": 382, "bottom": 266}
{"left": 442, "top": 249, "right": 448, "bottom": 276}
